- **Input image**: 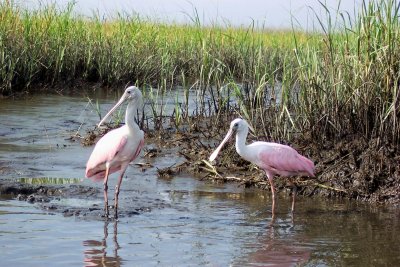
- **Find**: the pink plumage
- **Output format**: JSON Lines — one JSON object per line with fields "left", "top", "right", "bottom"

{"left": 86, "top": 130, "right": 127, "bottom": 181}
{"left": 85, "top": 86, "right": 144, "bottom": 219}
{"left": 209, "top": 118, "right": 315, "bottom": 214}
{"left": 85, "top": 126, "right": 144, "bottom": 181}
{"left": 256, "top": 142, "right": 315, "bottom": 177}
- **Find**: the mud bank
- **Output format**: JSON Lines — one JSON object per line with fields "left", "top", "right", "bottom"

{"left": 5, "top": 120, "right": 398, "bottom": 216}
{"left": 142, "top": 124, "right": 400, "bottom": 206}
{"left": 304, "top": 135, "right": 400, "bottom": 204}
{"left": 0, "top": 179, "right": 165, "bottom": 219}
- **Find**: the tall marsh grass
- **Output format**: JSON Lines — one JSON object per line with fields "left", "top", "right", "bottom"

{"left": 293, "top": 0, "right": 400, "bottom": 144}
{"left": 1, "top": 0, "right": 400, "bottom": 146}
{"left": 0, "top": 1, "right": 294, "bottom": 91}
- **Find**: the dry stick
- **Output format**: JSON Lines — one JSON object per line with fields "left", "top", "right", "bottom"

{"left": 311, "top": 182, "right": 348, "bottom": 193}
{"left": 201, "top": 160, "right": 223, "bottom": 178}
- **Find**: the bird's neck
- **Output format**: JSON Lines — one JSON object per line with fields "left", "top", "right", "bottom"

{"left": 125, "top": 101, "right": 139, "bottom": 131}
{"left": 235, "top": 128, "right": 249, "bottom": 158}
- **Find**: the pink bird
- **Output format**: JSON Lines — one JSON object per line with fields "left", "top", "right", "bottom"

{"left": 86, "top": 86, "right": 144, "bottom": 219}
{"left": 209, "top": 118, "right": 315, "bottom": 214}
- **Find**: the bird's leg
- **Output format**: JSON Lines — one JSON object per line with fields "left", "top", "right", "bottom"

{"left": 114, "top": 171, "right": 125, "bottom": 220}
{"left": 103, "top": 166, "right": 110, "bottom": 219}
{"left": 267, "top": 175, "right": 276, "bottom": 214}
{"left": 288, "top": 179, "right": 297, "bottom": 213}
{"left": 291, "top": 184, "right": 297, "bottom": 213}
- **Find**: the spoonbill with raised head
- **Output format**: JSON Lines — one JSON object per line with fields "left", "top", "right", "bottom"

{"left": 86, "top": 86, "right": 144, "bottom": 219}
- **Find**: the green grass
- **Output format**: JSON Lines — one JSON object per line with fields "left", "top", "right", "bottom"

{"left": 0, "top": 1, "right": 297, "bottom": 91}
{"left": 1, "top": 0, "right": 400, "bottom": 146}
{"left": 292, "top": 0, "right": 400, "bottom": 144}
{"left": 19, "top": 177, "right": 82, "bottom": 185}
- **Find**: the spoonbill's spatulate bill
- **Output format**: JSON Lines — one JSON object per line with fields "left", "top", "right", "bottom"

{"left": 209, "top": 118, "right": 315, "bottom": 214}
{"left": 85, "top": 86, "right": 144, "bottom": 219}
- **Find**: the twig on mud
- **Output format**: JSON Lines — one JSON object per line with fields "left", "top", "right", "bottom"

{"left": 300, "top": 180, "right": 348, "bottom": 194}
{"left": 193, "top": 138, "right": 208, "bottom": 150}
{"left": 178, "top": 151, "right": 192, "bottom": 160}
{"left": 201, "top": 160, "right": 222, "bottom": 178}
{"left": 224, "top": 176, "right": 246, "bottom": 181}
{"left": 134, "top": 162, "right": 153, "bottom": 168}
{"left": 312, "top": 182, "right": 347, "bottom": 193}
{"left": 297, "top": 179, "right": 348, "bottom": 193}
{"left": 156, "top": 162, "right": 186, "bottom": 178}
{"left": 156, "top": 163, "right": 177, "bottom": 178}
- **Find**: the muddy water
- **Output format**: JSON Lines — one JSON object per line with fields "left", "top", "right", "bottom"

{"left": 1, "top": 92, "right": 400, "bottom": 266}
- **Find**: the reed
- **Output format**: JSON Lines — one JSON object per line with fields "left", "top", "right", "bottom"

{"left": 0, "top": 1, "right": 294, "bottom": 91}
{"left": 219, "top": 0, "right": 400, "bottom": 145}
{"left": 293, "top": 0, "right": 400, "bottom": 144}
{"left": 1, "top": 0, "right": 399, "bottom": 146}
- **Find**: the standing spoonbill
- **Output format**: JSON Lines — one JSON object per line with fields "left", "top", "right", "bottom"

{"left": 209, "top": 118, "right": 315, "bottom": 214}
{"left": 86, "top": 86, "right": 144, "bottom": 219}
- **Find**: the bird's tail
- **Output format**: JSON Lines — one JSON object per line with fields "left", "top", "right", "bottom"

{"left": 85, "top": 170, "right": 106, "bottom": 182}
{"left": 300, "top": 155, "right": 315, "bottom": 177}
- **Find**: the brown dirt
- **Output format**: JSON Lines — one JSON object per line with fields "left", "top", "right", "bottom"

{"left": 77, "top": 116, "right": 400, "bottom": 206}
{"left": 0, "top": 180, "right": 161, "bottom": 219}
{"left": 2, "top": 115, "right": 399, "bottom": 213}
{"left": 149, "top": 125, "right": 400, "bottom": 206}
{"left": 0, "top": 180, "right": 98, "bottom": 206}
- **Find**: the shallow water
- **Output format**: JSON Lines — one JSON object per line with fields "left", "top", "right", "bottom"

{"left": 1, "top": 92, "right": 400, "bottom": 266}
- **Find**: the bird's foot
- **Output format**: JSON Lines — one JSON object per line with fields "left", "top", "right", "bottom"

{"left": 103, "top": 204, "right": 110, "bottom": 220}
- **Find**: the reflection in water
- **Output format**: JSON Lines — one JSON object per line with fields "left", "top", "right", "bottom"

{"left": 239, "top": 214, "right": 311, "bottom": 267}
{"left": 83, "top": 221, "right": 121, "bottom": 267}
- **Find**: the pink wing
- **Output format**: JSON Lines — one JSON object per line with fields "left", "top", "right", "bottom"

{"left": 131, "top": 138, "right": 144, "bottom": 162}
{"left": 85, "top": 128, "right": 128, "bottom": 180}
{"left": 258, "top": 144, "right": 315, "bottom": 177}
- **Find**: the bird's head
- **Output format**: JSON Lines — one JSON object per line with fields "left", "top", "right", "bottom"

{"left": 124, "top": 86, "right": 143, "bottom": 110}
{"left": 124, "top": 86, "right": 142, "bottom": 101}
{"left": 230, "top": 118, "right": 255, "bottom": 134}
{"left": 97, "top": 86, "right": 143, "bottom": 127}
{"left": 230, "top": 118, "right": 246, "bottom": 133}
{"left": 209, "top": 118, "right": 252, "bottom": 162}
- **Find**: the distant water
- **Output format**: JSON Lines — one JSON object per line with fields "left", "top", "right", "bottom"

{"left": 16, "top": 0, "right": 359, "bottom": 29}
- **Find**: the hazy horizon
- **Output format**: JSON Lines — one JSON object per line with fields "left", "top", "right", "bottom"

{"left": 16, "top": 0, "right": 360, "bottom": 30}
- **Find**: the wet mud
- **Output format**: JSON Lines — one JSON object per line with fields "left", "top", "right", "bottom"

{"left": 2, "top": 120, "right": 399, "bottom": 221}
{"left": 0, "top": 180, "right": 95, "bottom": 215}
{"left": 300, "top": 134, "right": 400, "bottom": 204}
{"left": 137, "top": 121, "right": 400, "bottom": 206}
{"left": 209, "top": 134, "right": 399, "bottom": 205}
{"left": 0, "top": 178, "right": 167, "bottom": 219}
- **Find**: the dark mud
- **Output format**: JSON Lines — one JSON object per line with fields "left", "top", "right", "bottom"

{"left": 3, "top": 118, "right": 398, "bottom": 220}
{"left": 136, "top": 120, "right": 400, "bottom": 206}
{"left": 305, "top": 135, "right": 400, "bottom": 204}
{"left": 0, "top": 179, "right": 166, "bottom": 219}
{"left": 2, "top": 106, "right": 399, "bottom": 221}
{"left": 0, "top": 180, "right": 95, "bottom": 215}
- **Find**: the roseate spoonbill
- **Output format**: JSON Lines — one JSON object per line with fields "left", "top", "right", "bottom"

{"left": 209, "top": 118, "right": 315, "bottom": 213}
{"left": 86, "top": 86, "right": 144, "bottom": 219}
